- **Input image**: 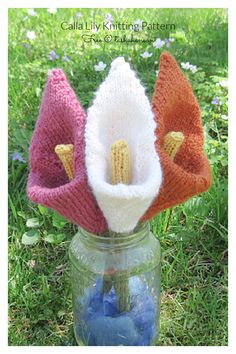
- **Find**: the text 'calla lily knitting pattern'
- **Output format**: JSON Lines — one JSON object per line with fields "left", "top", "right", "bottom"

{"left": 27, "top": 52, "right": 212, "bottom": 234}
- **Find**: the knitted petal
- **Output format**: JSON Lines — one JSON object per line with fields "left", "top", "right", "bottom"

{"left": 143, "top": 52, "right": 212, "bottom": 221}
{"left": 85, "top": 57, "right": 162, "bottom": 233}
{"left": 27, "top": 69, "right": 107, "bottom": 234}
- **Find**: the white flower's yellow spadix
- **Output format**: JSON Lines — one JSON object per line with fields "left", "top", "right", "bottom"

{"left": 85, "top": 57, "right": 162, "bottom": 233}
{"left": 110, "top": 139, "right": 132, "bottom": 185}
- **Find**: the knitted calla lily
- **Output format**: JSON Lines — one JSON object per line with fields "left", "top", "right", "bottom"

{"left": 27, "top": 52, "right": 212, "bottom": 234}
{"left": 85, "top": 57, "right": 162, "bottom": 233}
{"left": 143, "top": 52, "right": 212, "bottom": 220}
{"left": 27, "top": 69, "right": 107, "bottom": 234}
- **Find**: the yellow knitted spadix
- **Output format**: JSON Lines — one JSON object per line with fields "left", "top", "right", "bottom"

{"left": 55, "top": 144, "right": 74, "bottom": 180}
{"left": 110, "top": 139, "right": 131, "bottom": 185}
{"left": 163, "top": 131, "right": 184, "bottom": 160}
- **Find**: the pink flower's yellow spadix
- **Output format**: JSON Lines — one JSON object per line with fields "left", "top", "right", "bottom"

{"left": 55, "top": 144, "right": 74, "bottom": 181}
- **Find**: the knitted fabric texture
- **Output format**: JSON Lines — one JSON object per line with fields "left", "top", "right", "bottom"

{"left": 110, "top": 139, "right": 132, "bottom": 185}
{"left": 27, "top": 69, "right": 107, "bottom": 234}
{"left": 27, "top": 52, "right": 212, "bottom": 234}
{"left": 163, "top": 132, "right": 184, "bottom": 160}
{"left": 85, "top": 57, "right": 162, "bottom": 233}
{"left": 142, "top": 52, "right": 212, "bottom": 221}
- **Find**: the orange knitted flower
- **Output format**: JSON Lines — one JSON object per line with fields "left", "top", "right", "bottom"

{"left": 143, "top": 51, "right": 212, "bottom": 221}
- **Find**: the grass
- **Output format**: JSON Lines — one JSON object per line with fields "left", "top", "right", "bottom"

{"left": 8, "top": 8, "right": 228, "bottom": 346}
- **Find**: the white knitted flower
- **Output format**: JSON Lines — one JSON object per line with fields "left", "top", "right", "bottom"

{"left": 85, "top": 57, "right": 162, "bottom": 233}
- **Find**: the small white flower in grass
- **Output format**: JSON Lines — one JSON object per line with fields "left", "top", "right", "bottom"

{"left": 140, "top": 52, "right": 153, "bottom": 58}
{"left": 181, "top": 62, "right": 191, "bottom": 70}
{"left": 153, "top": 38, "right": 165, "bottom": 49}
{"left": 134, "top": 19, "right": 143, "bottom": 26}
{"left": 154, "top": 61, "right": 158, "bottom": 64}
{"left": 94, "top": 61, "right": 106, "bottom": 72}
{"left": 219, "top": 80, "right": 228, "bottom": 88}
{"left": 27, "top": 9, "right": 37, "bottom": 17}
{"left": 26, "top": 31, "right": 36, "bottom": 40}
{"left": 221, "top": 114, "right": 228, "bottom": 120}
{"left": 156, "top": 70, "right": 159, "bottom": 76}
{"left": 134, "top": 19, "right": 143, "bottom": 31}
{"left": 190, "top": 65, "right": 198, "bottom": 73}
{"left": 181, "top": 62, "right": 198, "bottom": 73}
{"left": 47, "top": 8, "right": 57, "bottom": 14}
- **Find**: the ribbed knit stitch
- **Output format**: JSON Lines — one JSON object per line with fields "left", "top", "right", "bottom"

{"left": 27, "top": 69, "right": 107, "bottom": 234}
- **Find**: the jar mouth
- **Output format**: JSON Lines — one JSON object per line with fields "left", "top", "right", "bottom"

{"left": 77, "top": 222, "right": 150, "bottom": 249}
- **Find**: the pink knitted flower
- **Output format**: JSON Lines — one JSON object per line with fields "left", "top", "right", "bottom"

{"left": 27, "top": 69, "right": 107, "bottom": 234}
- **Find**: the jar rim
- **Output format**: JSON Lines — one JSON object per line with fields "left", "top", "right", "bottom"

{"left": 77, "top": 222, "right": 150, "bottom": 249}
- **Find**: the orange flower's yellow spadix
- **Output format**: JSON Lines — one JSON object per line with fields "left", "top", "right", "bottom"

{"left": 55, "top": 144, "right": 74, "bottom": 180}
{"left": 110, "top": 139, "right": 132, "bottom": 185}
{"left": 163, "top": 131, "right": 185, "bottom": 160}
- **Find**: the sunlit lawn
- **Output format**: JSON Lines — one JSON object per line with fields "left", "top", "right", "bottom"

{"left": 8, "top": 8, "right": 228, "bottom": 346}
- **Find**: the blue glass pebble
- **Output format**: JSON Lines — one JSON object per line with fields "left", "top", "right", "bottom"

{"left": 76, "top": 276, "right": 157, "bottom": 346}
{"left": 103, "top": 286, "right": 118, "bottom": 316}
{"left": 88, "top": 316, "right": 139, "bottom": 346}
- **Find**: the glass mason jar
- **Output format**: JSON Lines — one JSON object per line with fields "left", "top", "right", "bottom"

{"left": 69, "top": 222, "right": 161, "bottom": 346}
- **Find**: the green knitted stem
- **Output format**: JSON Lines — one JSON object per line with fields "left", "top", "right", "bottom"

{"left": 102, "top": 274, "right": 113, "bottom": 294}
{"left": 102, "top": 229, "right": 115, "bottom": 297}
{"left": 101, "top": 226, "right": 143, "bottom": 313}
{"left": 113, "top": 271, "right": 131, "bottom": 313}
{"left": 102, "top": 270, "right": 131, "bottom": 313}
